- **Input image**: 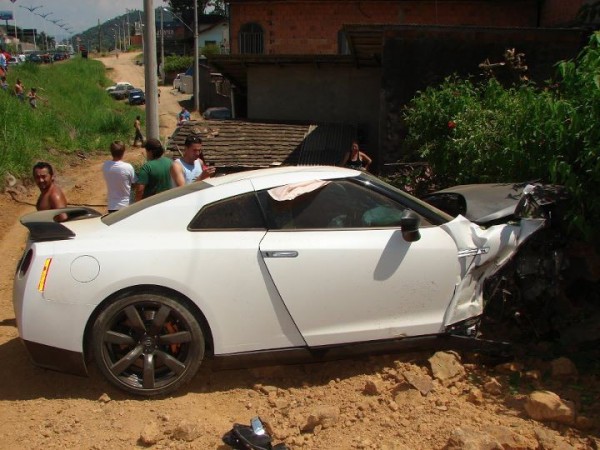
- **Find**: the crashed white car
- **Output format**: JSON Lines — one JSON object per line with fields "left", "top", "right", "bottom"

{"left": 13, "top": 166, "right": 552, "bottom": 396}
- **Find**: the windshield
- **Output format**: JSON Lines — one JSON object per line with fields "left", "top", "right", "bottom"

{"left": 357, "top": 172, "right": 454, "bottom": 225}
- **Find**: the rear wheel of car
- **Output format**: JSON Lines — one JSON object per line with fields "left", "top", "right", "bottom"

{"left": 92, "top": 294, "right": 204, "bottom": 396}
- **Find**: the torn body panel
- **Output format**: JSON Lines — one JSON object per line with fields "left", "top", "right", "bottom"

{"left": 441, "top": 214, "right": 546, "bottom": 327}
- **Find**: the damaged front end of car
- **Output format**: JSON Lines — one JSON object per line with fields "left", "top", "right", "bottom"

{"left": 432, "top": 184, "right": 570, "bottom": 342}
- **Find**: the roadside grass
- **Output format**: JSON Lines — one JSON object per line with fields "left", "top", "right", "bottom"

{"left": 0, "top": 57, "right": 139, "bottom": 178}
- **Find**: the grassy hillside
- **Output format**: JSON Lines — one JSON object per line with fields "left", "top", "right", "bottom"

{"left": 0, "top": 57, "right": 139, "bottom": 178}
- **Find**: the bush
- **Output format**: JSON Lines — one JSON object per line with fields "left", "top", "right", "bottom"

{"left": 403, "top": 32, "right": 600, "bottom": 240}
{"left": 164, "top": 55, "right": 193, "bottom": 73}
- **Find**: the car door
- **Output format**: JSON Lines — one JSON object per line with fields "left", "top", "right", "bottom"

{"left": 257, "top": 179, "right": 461, "bottom": 347}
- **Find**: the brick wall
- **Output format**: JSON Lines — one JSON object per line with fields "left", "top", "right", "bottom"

{"left": 540, "top": 0, "right": 585, "bottom": 27}
{"left": 229, "top": 0, "right": 541, "bottom": 54}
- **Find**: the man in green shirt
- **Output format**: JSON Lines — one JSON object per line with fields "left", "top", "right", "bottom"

{"left": 135, "top": 138, "right": 172, "bottom": 201}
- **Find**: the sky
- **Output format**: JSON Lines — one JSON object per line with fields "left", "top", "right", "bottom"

{"left": 1, "top": 0, "right": 166, "bottom": 40}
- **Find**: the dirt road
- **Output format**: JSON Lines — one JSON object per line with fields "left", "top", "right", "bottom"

{"left": 0, "top": 54, "right": 596, "bottom": 450}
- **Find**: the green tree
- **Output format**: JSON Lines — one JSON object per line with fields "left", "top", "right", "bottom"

{"left": 166, "top": 0, "right": 226, "bottom": 15}
{"left": 403, "top": 32, "right": 600, "bottom": 240}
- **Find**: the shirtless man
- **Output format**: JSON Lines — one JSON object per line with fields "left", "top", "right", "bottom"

{"left": 14, "top": 78, "right": 24, "bottom": 101}
{"left": 33, "top": 162, "right": 68, "bottom": 222}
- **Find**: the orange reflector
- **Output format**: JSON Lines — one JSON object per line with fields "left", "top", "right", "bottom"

{"left": 37, "top": 258, "right": 52, "bottom": 292}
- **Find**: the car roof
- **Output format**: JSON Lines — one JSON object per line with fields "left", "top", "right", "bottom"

{"left": 204, "top": 165, "right": 359, "bottom": 188}
{"left": 102, "top": 165, "right": 361, "bottom": 226}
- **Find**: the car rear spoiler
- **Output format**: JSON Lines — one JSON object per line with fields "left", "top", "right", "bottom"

{"left": 20, "top": 207, "right": 102, "bottom": 241}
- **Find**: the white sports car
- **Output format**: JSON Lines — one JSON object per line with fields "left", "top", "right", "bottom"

{"left": 13, "top": 166, "right": 550, "bottom": 396}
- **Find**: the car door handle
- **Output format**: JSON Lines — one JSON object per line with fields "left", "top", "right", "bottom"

{"left": 261, "top": 251, "right": 299, "bottom": 258}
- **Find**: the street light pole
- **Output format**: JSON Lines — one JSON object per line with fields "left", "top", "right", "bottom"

{"left": 193, "top": 0, "right": 200, "bottom": 112}
{"left": 126, "top": 10, "right": 131, "bottom": 48}
{"left": 143, "top": 0, "right": 159, "bottom": 140}
{"left": 122, "top": 19, "right": 127, "bottom": 51}
{"left": 160, "top": 7, "right": 165, "bottom": 84}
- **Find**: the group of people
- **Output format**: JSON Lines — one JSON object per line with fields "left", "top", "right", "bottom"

{"left": 34, "top": 130, "right": 216, "bottom": 221}
{"left": 34, "top": 133, "right": 371, "bottom": 221}
{"left": 2, "top": 77, "right": 45, "bottom": 108}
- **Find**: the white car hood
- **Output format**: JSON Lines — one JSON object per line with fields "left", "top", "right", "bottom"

{"left": 441, "top": 215, "right": 545, "bottom": 326}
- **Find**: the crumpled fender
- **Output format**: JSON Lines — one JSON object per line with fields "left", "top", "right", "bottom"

{"left": 440, "top": 214, "right": 545, "bottom": 327}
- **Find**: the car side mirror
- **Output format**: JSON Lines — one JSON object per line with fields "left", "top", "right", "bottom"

{"left": 401, "top": 211, "right": 421, "bottom": 242}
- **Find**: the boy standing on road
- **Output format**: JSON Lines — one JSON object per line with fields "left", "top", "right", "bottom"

{"left": 102, "top": 141, "right": 136, "bottom": 213}
{"left": 133, "top": 115, "right": 144, "bottom": 146}
{"left": 33, "top": 162, "right": 68, "bottom": 222}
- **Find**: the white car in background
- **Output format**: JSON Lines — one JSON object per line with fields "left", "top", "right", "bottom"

{"left": 172, "top": 73, "right": 185, "bottom": 91}
{"left": 105, "top": 81, "right": 133, "bottom": 93}
{"left": 13, "top": 166, "right": 556, "bottom": 396}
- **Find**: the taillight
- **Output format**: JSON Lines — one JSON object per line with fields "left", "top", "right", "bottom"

{"left": 18, "top": 249, "right": 34, "bottom": 277}
{"left": 37, "top": 258, "right": 52, "bottom": 292}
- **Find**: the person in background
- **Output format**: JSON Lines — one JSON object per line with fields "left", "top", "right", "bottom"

{"left": 170, "top": 133, "right": 215, "bottom": 187}
{"left": 102, "top": 141, "right": 136, "bottom": 213}
{"left": 0, "top": 76, "right": 8, "bottom": 91}
{"left": 14, "top": 78, "right": 24, "bottom": 101}
{"left": 341, "top": 140, "right": 372, "bottom": 172}
{"left": 177, "top": 107, "right": 191, "bottom": 126}
{"left": 0, "top": 52, "right": 6, "bottom": 74}
{"left": 27, "top": 87, "right": 45, "bottom": 109}
{"left": 133, "top": 115, "right": 144, "bottom": 146}
{"left": 135, "top": 138, "right": 172, "bottom": 201}
{"left": 33, "top": 161, "right": 68, "bottom": 222}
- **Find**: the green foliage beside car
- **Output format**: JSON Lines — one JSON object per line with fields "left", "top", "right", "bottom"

{"left": 403, "top": 32, "right": 600, "bottom": 241}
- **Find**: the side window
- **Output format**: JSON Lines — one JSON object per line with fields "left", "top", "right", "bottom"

{"left": 189, "top": 192, "right": 265, "bottom": 230}
{"left": 258, "top": 180, "right": 430, "bottom": 230}
{"left": 239, "top": 23, "right": 264, "bottom": 54}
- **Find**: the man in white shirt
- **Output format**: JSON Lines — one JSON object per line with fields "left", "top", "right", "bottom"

{"left": 102, "top": 140, "right": 136, "bottom": 212}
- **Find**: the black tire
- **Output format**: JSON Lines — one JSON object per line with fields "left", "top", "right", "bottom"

{"left": 92, "top": 293, "right": 204, "bottom": 396}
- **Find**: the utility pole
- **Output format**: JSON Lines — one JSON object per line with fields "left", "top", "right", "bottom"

{"left": 160, "top": 7, "right": 165, "bottom": 84}
{"left": 97, "top": 19, "right": 101, "bottom": 52}
{"left": 122, "top": 19, "right": 127, "bottom": 50}
{"left": 143, "top": 0, "right": 159, "bottom": 140}
{"left": 126, "top": 10, "right": 131, "bottom": 48}
{"left": 193, "top": 0, "right": 200, "bottom": 112}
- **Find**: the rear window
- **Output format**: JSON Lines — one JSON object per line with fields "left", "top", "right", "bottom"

{"left": 102, "top": 181, "right": 212, "bottom": 225}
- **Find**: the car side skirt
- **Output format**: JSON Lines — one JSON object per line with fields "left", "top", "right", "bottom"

{"left": 22, "top": 339, "right": 87, "bottom": 376}
{"left": 212, "top": 334, "right": 512, "bottom": 370}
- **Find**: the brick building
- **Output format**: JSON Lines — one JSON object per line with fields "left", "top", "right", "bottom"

{"left": 210, "top": 0, "right": 588, "bottom": 169}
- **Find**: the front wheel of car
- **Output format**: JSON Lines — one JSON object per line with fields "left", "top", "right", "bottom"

{"left": 92, "top": 294, "right": 204, "bottom": 396}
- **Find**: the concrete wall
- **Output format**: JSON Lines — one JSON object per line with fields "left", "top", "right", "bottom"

{"left": 248, "top": 65, "right": 381, "bottom": 158}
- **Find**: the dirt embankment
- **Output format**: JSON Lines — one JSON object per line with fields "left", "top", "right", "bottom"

{"left": 0, "top": 53, "right": 597, "bottom": 450}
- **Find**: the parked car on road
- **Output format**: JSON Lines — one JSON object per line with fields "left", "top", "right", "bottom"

{"left": 105, "top": 81, "right": 133, "bottom": 93}
{"left": 26, "top": 53, "right": 42, "bottom": 63}
{"left": 13, "top": 166, "right": 564, "bottom": 396}
{"left": 109, "top": 83, "right": 136, "bottom": 100}
{"left": 128, "top": 88, "right": 145, "bottom": 105}
{"left": 202, "top": 106, "right": 232, "bottom": 120}
{"left": 172, "top": 73, "right": 185, "bottom": 91}
{"left": 7, "top": 57, "right": 20, "bottom": 66}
